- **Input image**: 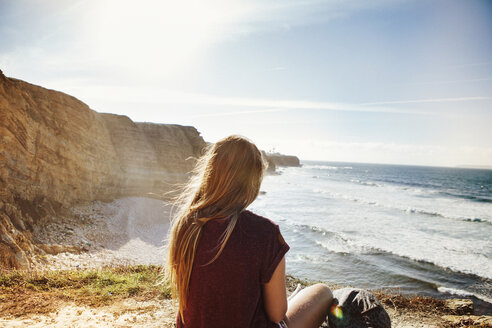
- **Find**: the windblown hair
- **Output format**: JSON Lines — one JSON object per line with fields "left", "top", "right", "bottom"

{"left": 166, "top": 135, "right": 268, "bottom": 321}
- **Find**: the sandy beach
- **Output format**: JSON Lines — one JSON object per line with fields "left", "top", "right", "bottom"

{"left": 30, "top": 197, "right": 170, "bottom": 271}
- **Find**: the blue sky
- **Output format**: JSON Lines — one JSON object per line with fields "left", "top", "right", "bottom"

{"left": 1, "top": 0, "right": 491, "bottom": 166}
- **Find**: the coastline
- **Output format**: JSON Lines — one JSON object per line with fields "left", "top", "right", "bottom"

{"left": 255, "top": 162, "right": 492, "bottom": 310}
{"left": 0, "top": 196, "right": 487, "bottom": 327}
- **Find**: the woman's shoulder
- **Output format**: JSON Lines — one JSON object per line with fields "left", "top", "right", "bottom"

{"left": 239, "top": 210, "right": 280, "bottom": 234}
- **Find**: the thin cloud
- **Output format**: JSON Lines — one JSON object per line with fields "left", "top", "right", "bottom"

{"left": 447, "top": 61, "right": 492, "bottom": 69}
{"left": 143, "top": 90, "right": 431, "bottom": 115}
{"left": 59, "top": 84, "right": 463, "bottom": 117}
{"left": 191, "top": 108, "right": 285, "bottom": 118}
{"left": 404, "top": 77, "right": 492, "bottom": 86}
{"left": 358, "top": 96, "right": 491, "bottom": 106}
{"left": 38, "top": 82, "right": 490, "bottom": 119}
{"left": 285, "top": 140, "right": 492, "bottom": 167}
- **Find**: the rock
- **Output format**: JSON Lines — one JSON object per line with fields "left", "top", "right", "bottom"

{"left": 0, "top": 70, "right": 206, "bottom": 269}
{"left": 266, "top": 153, "right": 300, "bottom": 167}
{"left": 14, "top": 249, "right": 30, "bottom": 270}
{"left": 444, "top": 299, "right": 474, "bottom": 315}
{"left": 442, "top": 315, "right": 492, "bottom": 326}
{"left": 37, "top": 244, "right": 82, "bottom": 255}
{"left": 261, "top": 151, "right": 276, "bottom": 173}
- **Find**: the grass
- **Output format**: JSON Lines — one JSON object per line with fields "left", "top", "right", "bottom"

{"left": 0, "top": 266, "right": 481, "bottom": 327}
{"left": 0, "top": 265, "right": 171, "bottom": 317}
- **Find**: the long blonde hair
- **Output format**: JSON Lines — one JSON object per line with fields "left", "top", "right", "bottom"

{"left": 166, "top": 135, "right": 267, "bottom": 320}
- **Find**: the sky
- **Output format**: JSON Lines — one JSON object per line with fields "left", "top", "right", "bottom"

{"left": 1, "top": 0, "right": 491, "bottom": 167}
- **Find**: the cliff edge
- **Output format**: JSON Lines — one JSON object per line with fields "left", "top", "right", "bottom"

{"left": 267, "top": 153, "right": 300, "bottom": 167}
{"left": 0, "top": 70, "right": 206, "bottom": 269}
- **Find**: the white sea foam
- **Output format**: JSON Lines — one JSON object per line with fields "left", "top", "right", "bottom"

{"left": 314, "top": 238, "right": 377, "bottom": 256}
{"left": 350, "top": 179, "right": 381, "bottom": 187}
{"left": 296, "top": 217, "right": 491, "bottom": 279}
{"left": 438, "top": 286, "right": 492, "bottom": 304}
{"left": 303, "top": 165, "right": 352, "bottom": 170}
{"left": 310, "top": 181, "right": 492, "bottom": 224}
{"left": 309, "top": 227, "right": 492, "bottom": 280}
{"left": 256, "top": 167, "right": 492, "bottom": 284}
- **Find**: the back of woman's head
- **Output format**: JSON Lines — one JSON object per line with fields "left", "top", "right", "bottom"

{"left": 192, "top": 135, "right": 266, "bottom": 218}
{"left": 166, "top": 135, "right": 267, "bottom": 320}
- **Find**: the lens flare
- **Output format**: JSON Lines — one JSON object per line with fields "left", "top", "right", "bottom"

{"left": 331, "top": 304, "right": 343, "bottom": 319}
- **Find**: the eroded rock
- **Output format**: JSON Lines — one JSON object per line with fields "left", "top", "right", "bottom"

{"left": 0, "top": 69, "right": 206, "bottom": 269}
{"left": 442, "top": 314, "right": 492, "bottom": 326}
{"left": 444, "top": 298, "right": 474, "bottom": 315}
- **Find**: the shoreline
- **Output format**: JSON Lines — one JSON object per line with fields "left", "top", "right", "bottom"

{"left": 28, "top": 197, "right": 492, "bottom": 314}
{"left": 255, "top": 163, "right": 492, "bottom": 310}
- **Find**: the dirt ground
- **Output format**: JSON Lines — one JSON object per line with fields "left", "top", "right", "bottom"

{"left": 0, "top": 297, "right": 454, "bottom": 328}
{"left": 0, "top": 298, "right": 178, "bottom": 328}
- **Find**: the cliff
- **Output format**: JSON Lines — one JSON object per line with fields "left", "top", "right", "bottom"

{"left": 267, "top": 153, "right": 300, "bottom": 167}
{"left": 0, "top": 70, "right": 206, "bottom": 269}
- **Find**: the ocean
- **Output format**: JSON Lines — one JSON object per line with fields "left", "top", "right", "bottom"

{"left": 250, "top": 161, "right": 492, "bottom": 313}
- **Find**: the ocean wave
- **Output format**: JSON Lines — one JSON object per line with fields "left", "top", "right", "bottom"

{"left": 295, "top": 225, "right": 492, "bottom": 280}
{"left": 293, "top": 223, "right": 338, "bottom": 237}
{"left": 462, "top": 217, "right": 491, "bottom": 223}
{"left": 350, "top": 179, "right": 381, "bottom": 187}
{"left": 439, "top": 191, "right": 492, "bottom": 204}
{"left": 289, "top": 223, "right": 378, "bottom": 255}
{"left": 303, "top": 165, "right": 353, "bottom": 170}
{"left": 382, "top": 251, "right": 492, "bottom": 281}
{"left": 401, "top": 207, "right": 491, "bottom": 225}
{"left": 288, "top": 222, "right": 385, "bottom": 256}
{"left": 384, "top": 272, "right": 441, "bottom": 290}
{"left": 360, "top": 179, "right": 492, "bottom": 205}
{"left": 438, "top": 286, "right": 492, "bottom": 304}
{"left": 314, "top": 239, "right": 383, "bottom": 256}
{"left": 310, "top": 188, "right": 492, "bottom": 224}
{"left": 405, "top": 208, "right": 443, "bottom": 217}
{"left": 344, "top": 243, "right": 491, "bottom": 280}
{"left": 403, "top": 207, "right": 492, "bottom": 224}
{"left": 372, "top": 178, "right": 441, "bottom": 190}
{"left": 279, "top": 212, "right": 492, "bottom": 284}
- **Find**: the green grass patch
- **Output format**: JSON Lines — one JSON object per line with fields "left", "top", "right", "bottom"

{"left": 0, "top": 265, "right": 171, "bottom": 306}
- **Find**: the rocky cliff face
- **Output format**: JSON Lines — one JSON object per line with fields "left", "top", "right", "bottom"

{"left": 0, "top": 70, "right": 206, "bottom": 269}
{"left": 267, "top": 154, "right": 300, "bottom": 167}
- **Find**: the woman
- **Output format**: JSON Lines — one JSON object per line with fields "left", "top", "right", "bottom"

{"left": 166, "top": 135, "right": 333, "bottom": 328}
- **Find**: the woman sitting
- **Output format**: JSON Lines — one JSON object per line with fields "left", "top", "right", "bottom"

{"left": 167, "top": 135, "right": 333, "bottom": 328}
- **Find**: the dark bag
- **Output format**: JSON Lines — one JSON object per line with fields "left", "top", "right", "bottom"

{"left": 327, "top": 288, "right": 391, "bottom": 328}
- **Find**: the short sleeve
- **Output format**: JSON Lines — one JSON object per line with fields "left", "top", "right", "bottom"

{"left": 260, "top": 223, "right": 290, "bottom": 284}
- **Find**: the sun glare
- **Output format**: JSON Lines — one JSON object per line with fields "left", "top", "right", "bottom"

{"left": 88, "top": 0, "right": 251, "bottom": 77}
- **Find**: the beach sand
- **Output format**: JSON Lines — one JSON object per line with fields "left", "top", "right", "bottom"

{"left": 30, "top": 197, "right": 170, "bottom": 271}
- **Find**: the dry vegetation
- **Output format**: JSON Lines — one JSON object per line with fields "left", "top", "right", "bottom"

{"left": 0, "top": 267, "right": 488, "bottom": 327}
{"left": 0, "top": 265, "right": 170, "bottom": 317}
{"left": 286, "top": 275, "right": 490, "bottom": 328}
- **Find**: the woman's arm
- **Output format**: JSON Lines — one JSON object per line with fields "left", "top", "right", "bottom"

{"left": 262, "top": 256, "right": 288, "bottom": 323}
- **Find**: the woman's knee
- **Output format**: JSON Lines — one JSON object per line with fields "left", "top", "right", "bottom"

{"left": 311, "top": 283, "right": 333, "bottom": 305}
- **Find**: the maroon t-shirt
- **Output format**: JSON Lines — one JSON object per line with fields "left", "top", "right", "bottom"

{"left": 177, "top": 210, "right": 290, "bottom": 328}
